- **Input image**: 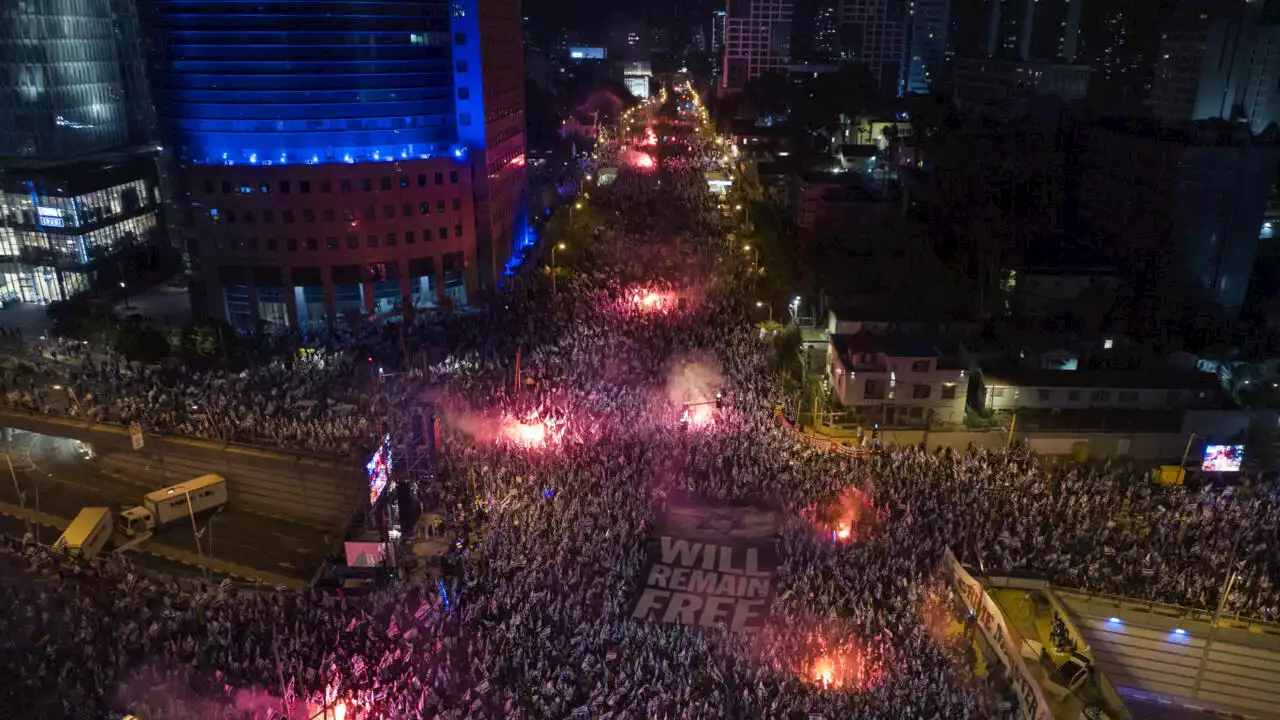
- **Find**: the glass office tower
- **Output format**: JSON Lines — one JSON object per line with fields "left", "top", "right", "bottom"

{"left": 0, "top": 0, "right": 165, "bottom": 304}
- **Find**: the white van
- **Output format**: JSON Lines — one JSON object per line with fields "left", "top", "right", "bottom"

{"left": 53, "top": 507, "right": 113, "bottom": 558}
{"left": 119, "top": 474, "right": 228, "bottom": 536}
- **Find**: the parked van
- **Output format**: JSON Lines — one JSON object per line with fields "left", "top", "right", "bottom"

{"left": 119, "top": 474, "right": 228, "bottom": 536}
{"left": 53, "top": 507, "right": 113, "bottom": 558}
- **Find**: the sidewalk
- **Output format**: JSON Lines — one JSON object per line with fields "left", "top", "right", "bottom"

{"left": 0, "top": 499, "right": 305, "bottom": 589}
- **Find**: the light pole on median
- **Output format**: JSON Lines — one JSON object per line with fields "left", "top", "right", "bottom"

{"left": 756, "top": 301, "right": 772, "bottom": 323}
{"left": 551, "top": 243, "right": 566, "bottom": 295}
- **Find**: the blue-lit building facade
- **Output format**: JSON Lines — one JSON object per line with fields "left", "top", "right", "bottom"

{"left": 0, "top": 0, "right": 167, "bottom": 303}
{"left": 905, "top": 0, "right": 949, "bottom": 94}
{"left": 149, "top": 0, "right": 527, "bottom": 329}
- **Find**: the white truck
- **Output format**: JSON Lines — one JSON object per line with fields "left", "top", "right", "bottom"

{"left": 52, "top": 506, "right": 114, "bottom": 559}
{"left": 119, "top": 474, "right": 229, "bottom": 536}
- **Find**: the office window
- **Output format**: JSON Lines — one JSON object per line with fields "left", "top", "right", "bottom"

{"left": 263, "top": 210, "right": 274, "bottom": 223}
{"left": 279, "top": 181, "right": 290, "bottom": 194}
{"left": 320, "top": 180, "right": 332, "bottom": 193}
{"left": 1038, "top": 389, "right": 1052, "bottom": 402}
{"left": 267, "top": 237, "right": 278, "bottom": 252}
{"left": 381, "top": 177, "right": 391, "bottom": 191}
{"left": 452, "top": 198, "right": 461, "bottom": 211}
{"left": 323, "top": 209, "right": 335, "bottom": 222}
{"left": 302, "top": 209, "right": 315, "bottom": 222}
{"left": 438, "top": 227, "right": 447, "bottom": 240}
{"left": 287, "top": 237, "right": 298, "bottom": 251}
{"left": 1118, "top": 391, "right": 1139, "bottom": 403}
{"left": 341, "top": 179, "right": 353, "bottom": 193}
{"left": 417, "top": 174, "right": 426, "bottom": 187}
{"left": 405, "top": 230, "right": 416, "bottom": 244}
{"left": 454, "top": 32, "right": 466, "bottom": 44}
{"left": 226, "top": 210, "right": 237, "bottom": 223}
{"left": 458, "top": 86, "right": 470, "bottom": 100}
{"left": 221, "top": 181, "right": 231, "bottom": 194}
{"left": 386, "top": 232, "right": 397, "bottom": 246}
{"left": 420, "top": 202, "right": 431, "bottom": 216}
{"left": 259, "top": 183, "right": 270, "bottom": 194}
{"left": 450, "top": 171, "right": 458, "bottom": 184}
{"left": 456, "top": 59, "right": 468, "bottom": 72}
{"left": 911, "top": 360, "right": 930, "bottom": 372}
{"left": 361, "top": 178, "right": 372, "bottom": 191}
{"left": 382, "top": 205, "right": 394, "bottom": 219}
{"left": 400, "top": 176, "right": 409, "bottom": 188}
{"left": 346, "top": 235, "right": 358, "bottom": 249}
{"left": 912, "top": 385, "right": 931, "bottom": 400}
{"left": 402, "top": 203, "right": 412, "bottom": 217}
{"left": 454, "top": 224, "right": 462, "bottom": 237}
{"left": 941, "top": 385, "right": 956, "bottom": 400}
{"left": 367, "top": 234, "right": 378, "bottom": 248}
{"left": 204, "top": 180, "right": 214, "bottom": 194}
{"left": 436, "top": 200, "right": 445, "bottom": 213}
{"left": 326, "top": 236, "right": 338, "bottom": 250}
{"left": 305, "top": 237, "right": 317, "bottom": 251}
{"left": 434, "top": 172, "right": 443, "bottom": 185}
{"left": 244, "top": 210, "right": 255, "bottom": 224}
{"left": 864, "top": 379, "right": 885, "bottom": 399}
{"left": 299, "top": 180, "right": 311, "bottom": 194}
{"left": 1091, "top": 390, "right": 1111, "bottom": 402}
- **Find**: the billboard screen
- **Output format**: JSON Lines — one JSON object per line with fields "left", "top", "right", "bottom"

{"left": 1202, "top": 444, "right": 1244, "bottom": 473}
{"left": 366, "top": 433, "right": 393, "bottom": 504}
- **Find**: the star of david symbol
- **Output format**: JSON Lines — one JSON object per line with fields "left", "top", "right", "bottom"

{"left": 697, "top": 507, "right": 747, "bottom": 536}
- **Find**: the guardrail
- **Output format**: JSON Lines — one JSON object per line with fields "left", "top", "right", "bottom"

{"left": 777, "top": 413, "right": 872, "bottom": 459}
{"left": 0, "top": 404, "right": 357, "bottom": 465}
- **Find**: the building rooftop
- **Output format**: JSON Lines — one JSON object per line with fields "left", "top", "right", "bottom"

{"left": 831, "top": 332, "right": 941, "bottom": 361}
{"left": 982, "top": 365, "right": 1221, "bottom": 391}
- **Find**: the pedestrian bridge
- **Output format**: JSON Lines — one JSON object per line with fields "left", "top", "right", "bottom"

{"left": 0, "top": 409, "right": 362, "bottom": 530}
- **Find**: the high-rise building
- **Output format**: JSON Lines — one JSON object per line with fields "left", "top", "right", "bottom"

{"left": 1148, "top": 1, "right": 1257, "bottom": 126}
{"left": 954, "top": 0, "right": 1080, "bottom": 61}
{"left": 713, "top": 9, "right": 727, "bottom": 57}
{"left": 814, "top": 5, "right": 840, "bottom": 60}
{"left": 905, "top": 0, "right": 950, "bottom": 93}
{"left": 0, "top": 0, "right": 168, "bottom": 304}
{"left": 838, "top": 0, "right": 910, "bottom": 98}
{"left": 1240, "top": 4, "right": 1280, "bottom": 133}
{"left": 149, "top": 0, "right": 526, "bottom": 329}
{"left": 722, "top": 0, "right": 794, "bottom": 91}
{"left": 1078, "top": 118, "right": 1280, "bottom": 317}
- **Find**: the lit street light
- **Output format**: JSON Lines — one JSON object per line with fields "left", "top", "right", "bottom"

{"left": 756, "top": 300, "right": 772, "bottom": 322}
{"left": 552, "top": 242, "right": 566, "bottom": 294}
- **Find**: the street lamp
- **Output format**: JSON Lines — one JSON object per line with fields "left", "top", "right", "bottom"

{"left": 756, "top": 300, "right": 772, "bottom": 323}
{"left": 570, "top": 200, "right": 583, "bottom": 227}
{"left": 552, "top": 242, "right": 566, "bottom": 294}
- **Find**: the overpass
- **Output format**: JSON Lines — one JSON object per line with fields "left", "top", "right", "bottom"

{"left": 1056, "top": 588, "right": 1280, "bottom": 718}
{"left": 0, "top": 409, "right": 364, "bottom": 530}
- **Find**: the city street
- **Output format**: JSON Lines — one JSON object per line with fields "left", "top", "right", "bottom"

{"left": 0, "top": 429, "right": 331, "bottom": 582}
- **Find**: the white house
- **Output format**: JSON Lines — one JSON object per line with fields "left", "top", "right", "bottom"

{"left": 978, "top": 367, "right": 1221, "bottom": 413}
{"left": 829, "top": 333, "right": 970, "bottom": 427}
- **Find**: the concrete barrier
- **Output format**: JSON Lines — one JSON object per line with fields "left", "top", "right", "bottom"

{"left": 0, "top": 409, "right": 363, "bottom": 530}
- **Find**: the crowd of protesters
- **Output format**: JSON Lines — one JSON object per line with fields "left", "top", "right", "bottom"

{"left": 2, "top": 84, "right": 1278, "bottom": 720}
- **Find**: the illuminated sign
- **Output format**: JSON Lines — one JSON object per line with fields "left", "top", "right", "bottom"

{"left": 568, "top": 46, "right": 606, "bottom": 60}
{"left": 37, "top": 207, "right": 65, "bottom": 228}
{"left": 366, "top": 433, "right": 393, "bottom": 504}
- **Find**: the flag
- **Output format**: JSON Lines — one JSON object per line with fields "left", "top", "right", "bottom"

{"left": 476, "top": 680, "right": 491, "bottom": 694}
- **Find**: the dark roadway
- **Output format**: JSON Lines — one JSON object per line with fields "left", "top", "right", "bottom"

{"left": 0, "top": 429, "right": 333, "bottom": 583}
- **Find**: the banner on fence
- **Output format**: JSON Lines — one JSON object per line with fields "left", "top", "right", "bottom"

{"left": 942, "top": 548, "right": 1053, "bottom": 720}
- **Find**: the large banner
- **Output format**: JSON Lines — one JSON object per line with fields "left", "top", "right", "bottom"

{"left": 631, "top": 502, "right": 779, "bottom": 632}
{"left": 942, "top": 549, "right": 1053, "bottom": 720}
